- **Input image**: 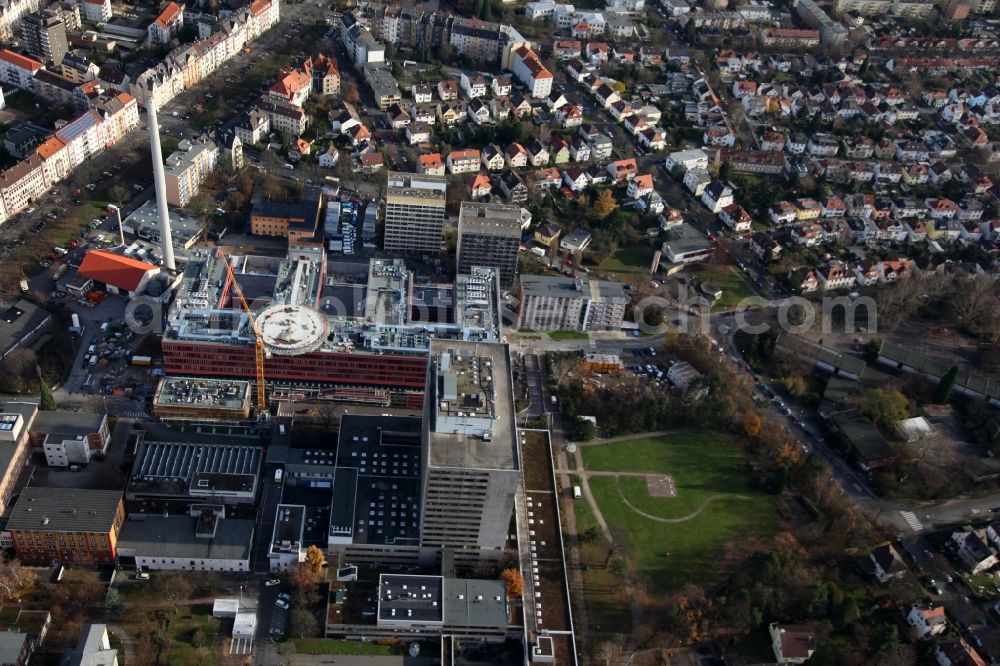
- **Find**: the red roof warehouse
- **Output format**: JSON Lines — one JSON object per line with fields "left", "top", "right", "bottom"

{"left": 77, "top": 250, "right": 159, "bottom": 298}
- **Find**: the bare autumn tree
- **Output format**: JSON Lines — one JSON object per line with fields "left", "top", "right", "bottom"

{"left": 153, "top": 572, "right": 193, "bottom": 614}
{"left": 0, "top": 552, "right": 36, "bottom": 602}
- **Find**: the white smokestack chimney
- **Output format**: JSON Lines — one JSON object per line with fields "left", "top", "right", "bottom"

{"left": 145, "top": 79, "right": 176, "bottom": 272}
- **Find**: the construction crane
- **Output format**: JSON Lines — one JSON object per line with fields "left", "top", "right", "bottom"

{"left": 216, "top": 249, "right": 269, "bottom": 418}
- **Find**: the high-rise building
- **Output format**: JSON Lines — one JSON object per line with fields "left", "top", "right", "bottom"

{"left": 21, "top": 10, "right": 67, "bottom": 65}
{"left": 163, "top": 138, "right": 219, "bottom": 207}
{"left": 420, "top": 340, "right": 520, "bottom": 565}
{"left": 383, "top": 171, "right": 447, "bottom": 254}
{"left": 456, "top": 201, "right": 521, "bottom": 287}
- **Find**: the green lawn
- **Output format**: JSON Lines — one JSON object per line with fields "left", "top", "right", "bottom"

{"left": 549, "top": 331, "right": 589, "bottom": 341}
{"left": 572, "top": 486, "right": 599, "bottom": 537}
{"left": 598, "top": 245, "right": 655, "bottom": 274}
{"left": 581, "top": 432, "right": 779, "bottom": 594}
{"left": 166, "top": 612, "right": 222, "bottom": 666}
{"left": 694, "top": 266, "right": 758, "bottom": 312}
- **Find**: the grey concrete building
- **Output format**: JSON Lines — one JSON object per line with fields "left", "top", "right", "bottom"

{"left": 456, "top": 201, "right": 521, "bottom": 287}
{"left": 117, "top": 509, "right": 254, "bottom": 572}
{"left": 383, "top": 171, "right": 447, "bottom": 254}
{"left": 517, "top": 275, "right": 628, "bottom": 332}
{"left": 0, "top": 299, "right": 52, "bottom": 360}
{"left": 21, "top": 11, "right": 67, "bottom": 65}
{"left": 420, "top": 340, "right": 520, "bottom": 566}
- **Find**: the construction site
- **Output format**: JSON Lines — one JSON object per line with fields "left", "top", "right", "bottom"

{"left": 160, "top": 245, "right": 503, "bottom": 413}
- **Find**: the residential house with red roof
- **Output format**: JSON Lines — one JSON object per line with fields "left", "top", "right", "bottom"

{"left": 447, "top": 149, "right": 481, "bottom": 175}
{"left": 148, "top": 2, "right": 184, "bottom": 45}
{"left": 268, "top": 67, "right": 312, "bottom": 107}
{"left": 907, "top": 605, "right": 947, "bottom": 639}
{"left": 418, "top": 153, "right": 444, "bottom": 176}
{"left": 304, "top": 54, "right": 339, "bottom": 96}
{"left": 627, "top": 174, "right": 654, "bottom": 200}
{"left": 468, "top": 173, "right": 492, "bottom": 199}
{"left": 606, "top": 158, "right": 637, "bottom": 183}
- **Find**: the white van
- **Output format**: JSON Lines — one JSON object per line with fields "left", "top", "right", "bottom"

{"left": 573, "top": 485, "right": 582, "bottom": 500}
{"left": 274, "top": 468, "right": 284, "bottom": 483}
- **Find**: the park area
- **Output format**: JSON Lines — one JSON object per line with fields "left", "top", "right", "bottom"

{"left": 580, "top": 431, "right": 779, "bottom": 596}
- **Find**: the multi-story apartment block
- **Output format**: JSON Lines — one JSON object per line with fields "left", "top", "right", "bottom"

{"left": 163, "top": 138, "right": 219, "bottom": 207}
{"left": 383, "top": 171, "right": 447, "bottom": 254}
{"left": 54, "top": 109, "right": 107, "bottom": 168}
{"left": 21, "top": 10, "right": 67, "bottom": 65}
{"left": 420, "top": 340, "right": 520, "bottom": 566}
{"left": 234, "top": 109, "right": 269, "bottom": 145}
{"left": 80, "top": 0, "right": 111, "bottom": 22}
{"left": 147, "top": 1, "right": 183, "bottom": 44}
{"left": 517, "top": 274, "right": 628, "bottom": 331}
{"left": 255, "top": 97, "right": 307, "bottom": 137}
{"left": 305, "top": 53, "right": 339, "bottom": 95}
{"left": 0, "top": 50, "right": 44, "bottom": 90}
{"left": 362, "top": 63, "right": 401, "bottom": 110}
{"left": 449, "top": 18, "right": 502, "bottom": 64}
{"left": 793, "top": 0, "right": 848, "bottom": 45}
{"left": 58, "top": 52, "right": 98, "bottom": 83}
{"left": 7, "top": 487, "right": 125, "bottom": 564}
{"left": 0, "top": 92, "right": 136, "bottom": 223}
{"left": 510, "top": 45, "right": 552, "bottom": 98}
{"left": 338, "top": 11, "right": 386, "bottom": 64}
{"left": 128, "top": 0, "right": 278, "bottom": 107}
{"left": 456, "top": 201, "right": 522, "bottom": 287}
{"left": 94, "top": 91, "right": 138, "bottom": 143}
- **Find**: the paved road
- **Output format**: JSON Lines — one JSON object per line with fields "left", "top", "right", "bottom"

{"left": 106, "top": 623, "right": 137, "bottom": 666}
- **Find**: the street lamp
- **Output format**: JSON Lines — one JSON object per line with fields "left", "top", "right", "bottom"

{"left": 107, "top": 205, "right": 125, "bottom": 248}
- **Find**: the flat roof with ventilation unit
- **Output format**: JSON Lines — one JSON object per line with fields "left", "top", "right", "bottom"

{"left": 377, "top": 574, "right": 444, "bottom": 625}
{"left": 329, "top": 415, "right": 422, "bottom": 547}
{"left": 270, "top": 504, "right": 306, "bottom": 555}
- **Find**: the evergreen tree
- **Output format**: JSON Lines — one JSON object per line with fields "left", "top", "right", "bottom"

{"left": 934, "top": 365, "right": 959, "bottom": 404}
{"left": 39, "top": 379, "right": 56, "bottom": 411}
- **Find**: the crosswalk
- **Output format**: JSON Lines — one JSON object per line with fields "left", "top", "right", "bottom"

{"left": 900, "top": 510, "right": 924, "bottom": 532}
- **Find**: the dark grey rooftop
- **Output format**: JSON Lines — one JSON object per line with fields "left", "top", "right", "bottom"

{"left": 117, "top": 514, "right": 254, "bottom": 562}
{"left": 7, "top": 487, "right": 121, "bottom": 533}
{"left": 271, "top": 504, "right": 305, "bottom": 553}
{"left": 332, "top": 415, "right": 422, "bottom": 546}
{"left": 442, "top": 578, "right": 508, "bottom": 629}
{"left": 378, "top": 574, "right": 444, "bottom": 624}
{"left": 30, "top": 410, "right": 105, "bottom": 438}
{"left": 0, "top": 299, "right": 52, "bottom": 356}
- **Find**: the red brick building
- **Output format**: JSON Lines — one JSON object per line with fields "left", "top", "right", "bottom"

{"left": 7, "top": 488, "right": 125, "bottom": 565}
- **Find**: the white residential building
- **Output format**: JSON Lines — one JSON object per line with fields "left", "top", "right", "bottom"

{"left": 510, "top": 46, "right": 553, "bottom": 98}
